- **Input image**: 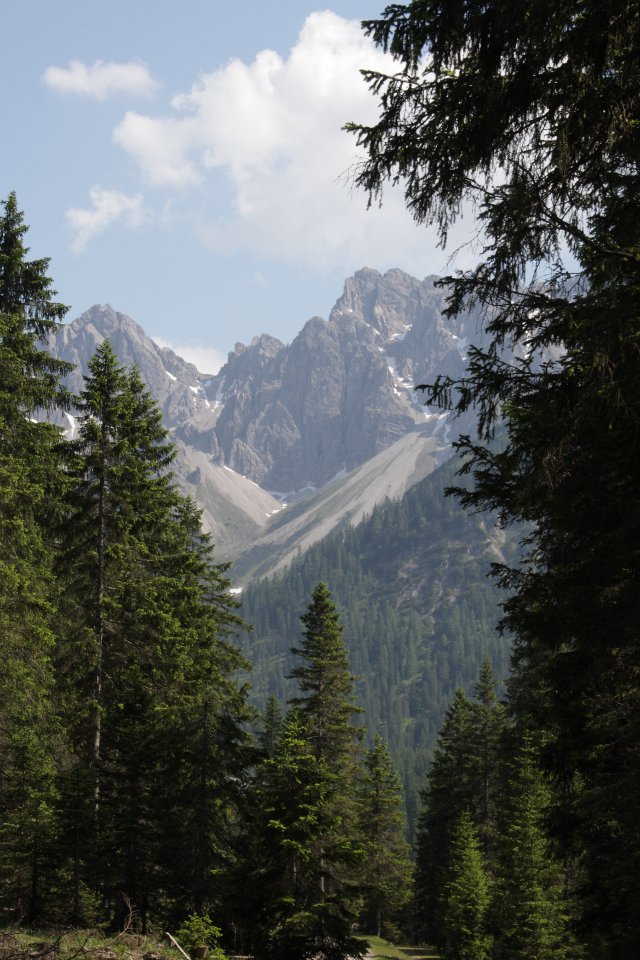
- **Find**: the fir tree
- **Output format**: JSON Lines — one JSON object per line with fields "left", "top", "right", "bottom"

{"left": 58, "top": 342, "right": 251, "bottom": 927}
{"left": 493, "top": 735, "right": 576, "bottom": 960}
{"left": 242, "top": 708, "right": 335, "bottom": 960}
{"left": 357, "top": 736, "right": 411, "bottom": 938}
{"left": 289, "top": 581, "right": 361, "bottom": 761}
{"left": 259, "top": 695, "right": 285, "bottom": 759}
{"left": 414, "top": 689, "right": 475, "bottom": 942}
{"left": 349, "top": 3, "right": 640, "bottom": 953}
{"left": 0, "top": 193, "right": 71, "bottom": 922}
{"left": 414, "top": 665, "right": 506, "bottom": 944}
{"left": 439, "top": 812, "right": 491, "bottom": 960}
{"left": 245, "top": 584, "right": 366, "bottom": 960}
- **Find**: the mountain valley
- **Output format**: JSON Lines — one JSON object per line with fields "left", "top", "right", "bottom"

{"left": 49, "top": 266, "right": 516, "bottom": 805}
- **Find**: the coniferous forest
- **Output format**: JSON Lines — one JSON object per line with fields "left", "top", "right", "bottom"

{"left": 3, "top": 0, "right": 640, "bottom": 958}
{"left": 0, "top": 193, "right": 411, "bottom": 953}
{"left": 239, "top": 455, "right": 517, "bottom": 835}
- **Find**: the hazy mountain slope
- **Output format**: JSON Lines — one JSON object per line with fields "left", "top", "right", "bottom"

{"left": 232, "top": 428, "right": 447, "bottom": 582}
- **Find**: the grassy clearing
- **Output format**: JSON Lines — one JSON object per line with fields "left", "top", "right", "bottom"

{"left": 0, "top": 931, "right": 439, "bottom": 960}
{"left": 0, "top": 931, "right": 184, "bottom": 960}
{"left": 357, "top": 935, "right": 439, "bottom": 960}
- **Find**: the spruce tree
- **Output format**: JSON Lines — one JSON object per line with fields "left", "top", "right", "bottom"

{"left": 414, "top": 665, "right": 506, "bottom": 945}
{"left": 438, "top": 812, "right": 491, "bottom": 960}
{"left": 493, "top": 735, "right": 576, "bottom": 960}
{"left": 245, "top": 584, "right": 366, "bottom": 960}
{"left": 259, "top": 695, "right": 285, "bottom": 759}
{"left": 471, "top": 660, "right": 506, "bottom": 861}
{"left": 357, "top": 736, "right": 411, "bottom": 938}
{"left": 349, "top": 4, "right": 640, "bottom": 954}
{"left": 150, "top": 499, "right": 252, "bottom": 924}
{"left": 289, "top": 582, "right": 365, "bottom": 899}
{"left": 0, "top": 193, "right": 71, "bottom": 922}
{"left": 242, "top": 707, "right": 336, "bottom": 960}
{"left": 414, "top": 689, "right": 475, "bottom": 942}
{"left": 289, "top": 581, "right": 361, "bottom": 760}
{"left": 58, "top": 342, "right": 251, "bottom": 927}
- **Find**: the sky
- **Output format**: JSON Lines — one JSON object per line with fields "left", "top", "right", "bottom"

{"left": 2, "top": 1, "right": 479, "bottom": 373}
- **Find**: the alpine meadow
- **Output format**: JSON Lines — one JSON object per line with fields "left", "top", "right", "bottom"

{"left": 2, "top": 1, "right": 640, "bottom": 959}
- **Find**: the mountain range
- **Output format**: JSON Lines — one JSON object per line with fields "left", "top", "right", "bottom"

{"left": 50, "top": 267, "right": 487, "bottom": 578}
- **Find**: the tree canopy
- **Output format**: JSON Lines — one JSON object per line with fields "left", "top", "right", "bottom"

{"left": 349, "top": 3, "right": 640, "bottom": 956}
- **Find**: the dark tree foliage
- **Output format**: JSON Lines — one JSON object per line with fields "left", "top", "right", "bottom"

{"left": 438, "top": 811, "right": 491, "bottom": 960}
{"left": 349, "top": 4, "right": 640, "bottom": 955}
{"left": 242, "top": 708, "right": 351, "bottom": 960}
{"left": 0, "top": 193, "right": 71, "bottom": 922}
{"left": 289, "top": 582, "right": 362, "bottom": 759}
{"left": 57, "top": 342, "right": 251, "bottom": 928}
{"left": 414, "top": 667, "right": 506, "bottom": 946}
{"left": 492, "top": 734, "right": 576, "bottom": 960}
{"left": 357, "top": 736, "right": 411, "bottom": 938}
{"left": 415, "top": 670, "right": 576, "bottom": 959}
{"left": 243, "top": 585, "right": 366, "bottom": 960}
{"left": 0, "top": 197, "right": 257, "bottom": 932}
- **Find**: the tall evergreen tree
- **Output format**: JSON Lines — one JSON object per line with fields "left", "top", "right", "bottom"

{"left": 349, "top": 4, "right": 640, "bottom": 954}
{"left": 414, "top": 689, "right": 473, "bottom": 942}
{"left": 289, "top": 582, "right": 364, "bottom": 906}
{"left": 438, "top": 812, "right": 491, "bottom": 960}
{"left": 289, "top": 581, "right": 362, "bottom": 761}
{"left": 259, "top": 695, "right": 285, "bottom": 759}
{"left": 58, "top": 342, "right": 251, "bottom": 928}
{"left": 493, "top": 735, "right": 576, "bottom": 960}
{"left": 245, "top": 584, "right": 366, "bottom": 960}
{"left": 242, "top": 707, "right": 339, "bottom": 960}
{"left": 414, "top": 665, "right": 506, "bottom": 945}
{"left": 357, "top": 736, "right": 411, "bottom": 938}
{"left": 0, "top": 193, "right": 71, "bottom": 922}
{"left": 471, "top": 660, "right": 506, "bottom": 862}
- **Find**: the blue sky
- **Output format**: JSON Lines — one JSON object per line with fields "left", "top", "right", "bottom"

{"left": 2, "top": 1, "right": 477, "bottom": 372}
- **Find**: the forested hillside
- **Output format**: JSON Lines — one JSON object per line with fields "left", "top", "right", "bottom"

{"left": 241, "top": 451, "right": 518, "bottom": 829}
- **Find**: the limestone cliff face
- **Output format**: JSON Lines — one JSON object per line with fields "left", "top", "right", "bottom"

{"left": 202, "top": 267, "right": 481, "bottom": 495}
{"left": 51, "top": 303, "right": 220, "bottom": 448}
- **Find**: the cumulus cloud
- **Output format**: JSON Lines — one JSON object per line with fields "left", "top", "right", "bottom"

{"left": 67, "top": 187, "right": 148, "bottom": 251}
{"left": 43, "top": 59, "right": 158, "bottom": 100}
{"left": 152, "top": 337, "right": 225, "bottom": 375}
{"left": 111, "top": 12, "right": 464, "bottom": 275}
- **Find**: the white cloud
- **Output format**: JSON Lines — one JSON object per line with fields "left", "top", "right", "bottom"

{"left": 67, "top": 187, "right": 148, "bottom": 251}
{"left": 43, "top": 59, "right": 158, "bottom": 100}
{"left": 152, "top": 337, "right": 225, "bottom": 374}
{"left": 111, "top": 12, "right": 467, "bottom": 275}
{"left": 115, "top": 112, "right": 202, "bottom": 187}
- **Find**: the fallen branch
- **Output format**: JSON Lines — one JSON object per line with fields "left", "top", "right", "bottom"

{"left": 164, "top": 935, "right": 191, "bottom": 960}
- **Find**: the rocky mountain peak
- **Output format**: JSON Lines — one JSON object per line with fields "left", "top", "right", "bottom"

{"left": 49, "top": 267, "right": 487, "bottom": 567}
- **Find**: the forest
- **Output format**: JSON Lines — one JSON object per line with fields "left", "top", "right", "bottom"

{"left": 0, "top": 189, "right": 578, "bottom": 960}
{"left": 0, "top": 197, "right": 411, "bottom": 956}
{"left": 239, "top": 452, "right": 517, "bottom": 835}
{"left": 3, "top": 0, "right": 640, "bottom": 958}
{"left": 347, "top": 0, "right": 640, "bottom": 957}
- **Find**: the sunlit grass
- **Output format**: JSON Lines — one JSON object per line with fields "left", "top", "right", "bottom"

{"left": 357, "top": 934, "right": 439, "bottom": 959}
